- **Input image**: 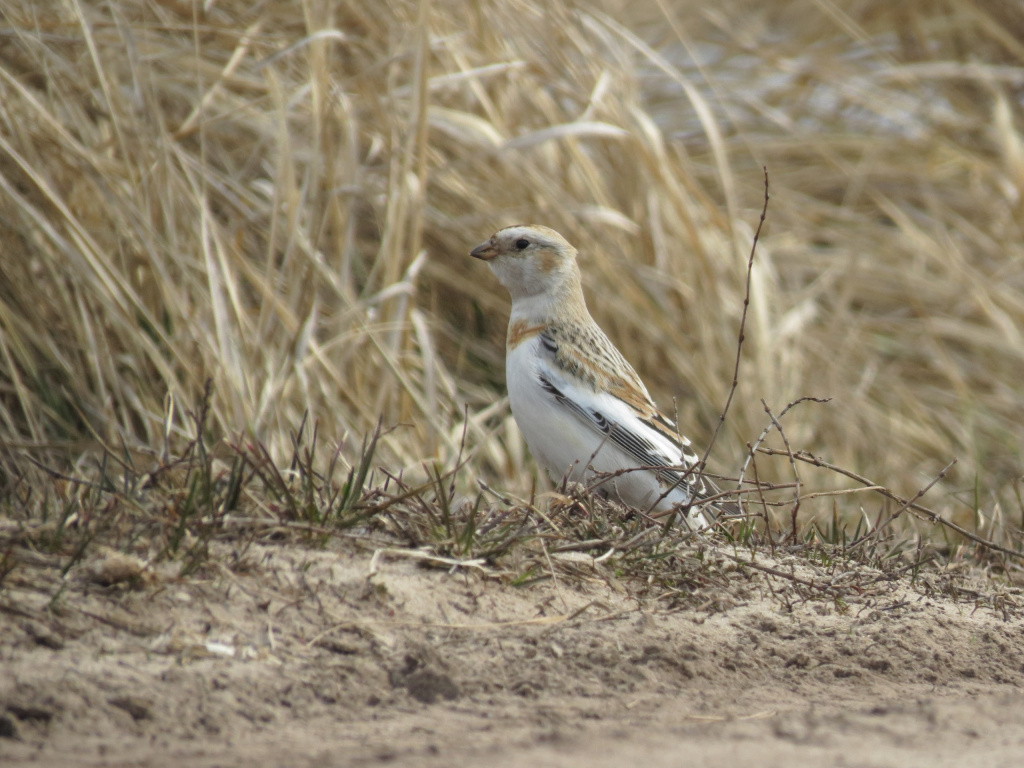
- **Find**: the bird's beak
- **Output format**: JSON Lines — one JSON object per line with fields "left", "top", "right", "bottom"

{"left": 470, "top": 240, "right": 498, "bottom": 261}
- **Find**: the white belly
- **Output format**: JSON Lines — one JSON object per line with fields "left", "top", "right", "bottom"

{"left": 506, "top": 338, "right": 705, "bottom": 525}
{"left": 506, "top": 338, "right": 605, "bottom": 482}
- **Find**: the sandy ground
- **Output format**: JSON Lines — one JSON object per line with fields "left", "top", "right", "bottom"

{"left": 2, "top": 537, "right": 1024, "bottom": 767}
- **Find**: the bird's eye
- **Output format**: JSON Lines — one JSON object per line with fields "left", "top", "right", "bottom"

{"left": 514, "top": 238, "right": 530, "bottom": 251}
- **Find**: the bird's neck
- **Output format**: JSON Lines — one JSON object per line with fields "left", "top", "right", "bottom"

{"left": 509, "top": 280, "right": 590, "bottom": 326}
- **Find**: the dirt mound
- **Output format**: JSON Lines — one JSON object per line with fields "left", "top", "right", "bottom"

{"left": 2, "top": 538, "right": 1023, "bottom": 767}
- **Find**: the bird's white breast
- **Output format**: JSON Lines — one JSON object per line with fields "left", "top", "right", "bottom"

{"left": 505, "top": 335, "right": 594, "bottom": 482}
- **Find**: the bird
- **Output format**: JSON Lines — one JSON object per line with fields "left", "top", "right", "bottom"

{"left": 470, "top": 224, "right": 721, "bottom": 529}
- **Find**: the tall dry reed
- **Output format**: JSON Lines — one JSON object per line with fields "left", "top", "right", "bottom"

{"left": 0, "top": 0, "right": 1021, "bottom": 537}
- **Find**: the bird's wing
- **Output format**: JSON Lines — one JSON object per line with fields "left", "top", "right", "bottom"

{"left": 536, "top": 328, "right": 706, "bottom": 498}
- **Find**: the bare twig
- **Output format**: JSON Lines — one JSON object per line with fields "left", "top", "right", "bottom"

{"left": 848, "top": 459, "right": 957, "bottom": 549}
{"left": 760, "top": 399, "right": 802, "bottom": 542}
{"left": 760, "top": 448, "right": 1024, "bottom": 560}
{"left": 657, "top": 168, "right": 771, "bottom": 529}
{"left": 747, "top": 451, "right": 775, "bottom": 554}
{"left": 725, "top": 554, "right": 844, "bottom": 595}
{"left": 701, "top": 168, "right": 770, "bottom": 470}
{"left": 737, "top": 396, "right": 831, "bottom": 520}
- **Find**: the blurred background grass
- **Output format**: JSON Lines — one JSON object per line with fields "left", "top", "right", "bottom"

{"left": 0, "top": 0, "right": 1022, "bottom": 539}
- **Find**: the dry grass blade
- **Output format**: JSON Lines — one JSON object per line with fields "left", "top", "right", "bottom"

{"left": 0, "top": 0, "right": 1020, "bottom": 559}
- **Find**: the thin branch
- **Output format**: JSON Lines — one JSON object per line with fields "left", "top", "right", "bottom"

{"left": 701, "top": 167, "right": 770, "bottom": 467}
{"left": 737, "top": 396, "right": 831, "bottom": 518}
{"left": 658, "top": 167, "right": 771, "bottom": 529}
{"left": 848, "top": 459, "right": 957, "bottom": 549}
{"left": 760, "top": 398, "right": 802, "bottom": 542}
{"left": 760, "top": 448, "right": 1024, "bottom": 560}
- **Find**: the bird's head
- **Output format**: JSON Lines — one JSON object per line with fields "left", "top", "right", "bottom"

{"left": 470, "top": 225, "right": 581, "bottom": 301}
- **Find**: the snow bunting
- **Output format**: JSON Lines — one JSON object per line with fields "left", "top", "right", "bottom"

{"left": 471, "top": 224, "right": 717, "bottom": 529}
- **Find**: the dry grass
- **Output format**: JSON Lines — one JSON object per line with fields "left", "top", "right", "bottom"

{"left": 0, "top": 0, "right": 1023, "bottom": 553}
